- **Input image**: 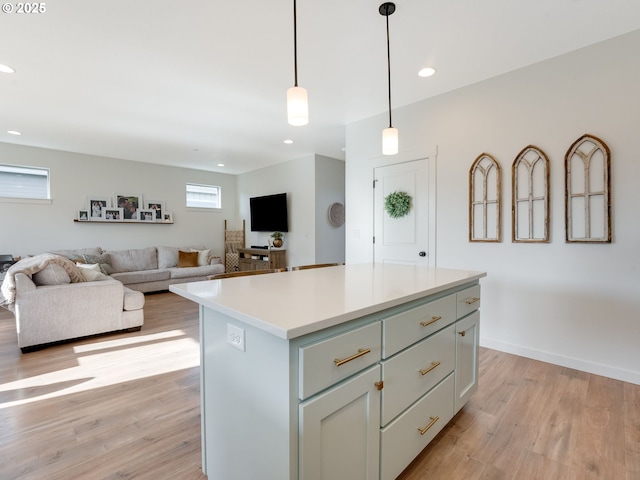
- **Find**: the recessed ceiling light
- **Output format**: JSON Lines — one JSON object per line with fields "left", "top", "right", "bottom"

{"left": 284, "top": 139, "right": 293, "bottom": 144}
{"left": 217, "top": 163, "right": 225, "bottom": 167}
{"left": 418, "top": 67, "right": 436, "bottom": 78}
{"left": 7, "top": 130, "right": 22, "bottom": 135}
{"left": 0, "top": 64, "right": 15, "bottom": 74}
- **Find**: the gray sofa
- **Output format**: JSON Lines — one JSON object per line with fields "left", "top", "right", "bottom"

{"left": 51, "top": 245, "right": 225, "bottom": 293}
{"left": 0, "top": 253, "right": 145, "bottom": 352}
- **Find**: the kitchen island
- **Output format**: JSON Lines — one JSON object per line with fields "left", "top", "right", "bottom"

{"left": 170, "top": 263, "right": 486, "bottom": 480}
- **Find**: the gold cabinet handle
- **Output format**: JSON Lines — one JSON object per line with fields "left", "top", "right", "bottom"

{"left": 418, "top": 361, "right": 441, "bottom": 376}
{"left": 419, "top": 316, "right": 442, "bottom": 327}
{"left": 458, "top": 330, "right": 466, "bottom": 337}
{"left": 334, "top": 348, "right": 371, "bottom": 367}
{"left": 418, "top": 416, "right": 440, "bottom": 435}
{"left": 464, "top": 297, "right": 480, "bottom": 305}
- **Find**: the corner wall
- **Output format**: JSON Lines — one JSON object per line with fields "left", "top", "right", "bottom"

{"left": 237, "top": 154, "right": 345, "bottom": 268}
{"left": 345, "top": 30, "right": 640, "bottom": 384}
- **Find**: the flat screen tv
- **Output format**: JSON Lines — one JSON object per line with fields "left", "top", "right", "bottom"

{"left": 250, "top": 193, "right": 289, "bottom": 232}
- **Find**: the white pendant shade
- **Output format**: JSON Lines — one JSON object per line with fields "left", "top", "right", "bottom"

{"left": 382, "top": 127, "right": 398, "bottom": 155}
{"left": 287, "top": 86, "right": 309, "bottom": 126}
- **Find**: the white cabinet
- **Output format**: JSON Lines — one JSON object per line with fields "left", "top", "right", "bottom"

{"left": 455, "top": 311, "right": 480, "bottom": 412}
{"left": 299, "top": 365, "right": 381, "bottom": 480}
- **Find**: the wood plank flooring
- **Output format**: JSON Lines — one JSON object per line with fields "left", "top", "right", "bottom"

{"left": 1, "top": 292, "right": 638, "bottom": 479}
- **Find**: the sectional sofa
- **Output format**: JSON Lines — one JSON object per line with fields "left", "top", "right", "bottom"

{"left": 50, "top": 245, "right": 225, "bottom": 292}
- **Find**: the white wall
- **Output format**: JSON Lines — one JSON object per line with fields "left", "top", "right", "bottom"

{"left": 237, "top": 154, "right": 345, "bottom": 268}
{"left": 237, "top": 155, "right": 317, "bottom": 268}
{"left": 0, "top": 143, "right": 237, "bottom": 257}
{"left": 345, "top": 30, "right": 640, "bottom": 384}
{"left": 314, "top": 155, "right": 345, "bottom": 264}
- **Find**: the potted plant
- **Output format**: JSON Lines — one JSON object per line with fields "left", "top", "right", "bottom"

{"left": 270, "top": 231, "right": 284, "bottom": 248}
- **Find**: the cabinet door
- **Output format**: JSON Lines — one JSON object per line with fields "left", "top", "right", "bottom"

{"left": 455, "top": 311, "right": 480, "bottom": 412}
{"left": 299, "top": 365, "right": 381, "bottom": 480}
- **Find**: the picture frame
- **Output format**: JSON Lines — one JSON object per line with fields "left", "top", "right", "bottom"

{"left": 137, "top": 209, "right": 156, "bottom": 222}
{"left": 86, "top": 195, "right": 111, "bottom": 219}
{"left": 102, "top": 207, "right": 124, "bottom": 221}
{"left": 78, "top": 210, "right": 89, "bottom": 221}
{"left": 145, "top": 200, "right": 165, "bottom": 220}
{"left": 162, "top": 211, "right": 173, "bottom": 223}
{"left": 114, "top": 193, "right": 143, "bottom": 221}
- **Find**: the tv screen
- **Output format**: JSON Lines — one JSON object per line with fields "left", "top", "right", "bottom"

{"left": 250, "top": 193, "right": 289, "bottom": 232}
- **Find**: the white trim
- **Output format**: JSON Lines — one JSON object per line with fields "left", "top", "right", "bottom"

{"left": 0, "top": 196, "right": 52, "bottom": 205}
{"left": 480, "top": 336, "right": 640, "bottom": 386}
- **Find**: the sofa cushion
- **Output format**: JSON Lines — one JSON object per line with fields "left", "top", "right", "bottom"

{"left": 32, "top": 264, "right": 71, "bottom": 286}
{"left": 178, "top": 251, "right": 199, "bottom": 268}
{"left": 79, "top": 268, "right": 109, "bottom": 282}
{"left": 157, "top": 245, "right": 207, "bottom": 269}
{"left": 191, "top": 248, "right": 212, "bottom": 266}
{"left": 82, "top": 253, "right": 114, "bottom": 275}
{"left": 157, "top": 246, "right": 179, "bottom": 269}
{"left": 76, "top": 263, "right": 101, "bottom": 272}
{"left": 48, "top": 247, "right": 103, "bottom": 263}
{"left": 107, "top": 247, "right": 158, "bottom": 273}
{"left": 123, "top": 287, "right": 145, "bottom": 311}
{"left": 168, "top": 264, "right": 224, "bottom": 279}
{"left": 110, "top": 269, "right": 170, "bottom": 285}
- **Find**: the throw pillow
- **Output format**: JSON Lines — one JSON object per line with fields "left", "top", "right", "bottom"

{"left": 191, "top": 248, "right": 212, "bottom": 266}
{"left": 32, "top": 264, "right": 71, "bottom": 286}
{"left": 76, "top": 262, "right": 101, "bottom": 272}
{"left": 83, "top": 253, "right": 114, "bottom": 275}
{"left": 177, "top": 251, "right": 199, "bottom": 268}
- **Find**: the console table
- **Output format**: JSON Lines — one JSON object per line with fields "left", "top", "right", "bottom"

{"left": 170, "top": 264, "right": 486, "bottom": 480}
{"left": 237, "top": 247, "right": 286, "bottom": 271}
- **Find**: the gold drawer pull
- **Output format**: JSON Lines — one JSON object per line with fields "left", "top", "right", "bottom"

{"left": 418, "top": 416, "right": 440, "bottom": 435}
{"left": 464, "top": 297, "right": 480, "bottom": 305}
{"left": 419, "top": 316, "right": 442, "bottom": 327}
{"left": 419, "top": 361, "right": 441, "bottom": 376}
{"left": 334, "top": 348, "right": 371, "bottom": 367}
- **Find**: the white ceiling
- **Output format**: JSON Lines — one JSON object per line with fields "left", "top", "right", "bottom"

{"left": 2, "top": 0, "right": 640, "bottom": 174}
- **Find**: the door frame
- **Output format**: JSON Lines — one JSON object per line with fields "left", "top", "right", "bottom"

{"left": 371, "top": 147, "right": 438, "bottom": 267}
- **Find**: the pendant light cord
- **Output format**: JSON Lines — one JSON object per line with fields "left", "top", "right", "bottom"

{"left": 293, "top": 0, "right": 299, "bottom": 87}
{"left": 385, "top": 8, "right": 393, "bottom": 128}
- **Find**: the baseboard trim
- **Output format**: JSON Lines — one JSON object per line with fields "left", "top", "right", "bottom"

{"left": 480, "top": 336, "right": 640, "bottom": 386}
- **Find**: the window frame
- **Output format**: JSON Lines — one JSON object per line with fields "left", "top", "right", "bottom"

{"left": 0, "top": 163, "right": 51, "bottom": 204}
{"left": 186, "top": 182, "right": 222, "bottom": 210}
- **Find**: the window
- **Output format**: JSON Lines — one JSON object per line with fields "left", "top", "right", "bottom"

{"left": 0, "top": 164, "right": 50, "bottom": 199}
{"left": 512, "top": 145, "right": 550, "bottom": 243}
{"left": 469, "top": 153, "right": 502, "bottom": 242}
{"left": 186, "top": 183, "right": 221, "bottom": 209}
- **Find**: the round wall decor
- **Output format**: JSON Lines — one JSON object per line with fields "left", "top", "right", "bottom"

{"left": 328, "top": 202, "right": 345, "bottom": 227}
{"left": 384, "top": 191, "right": 412, "bottom": 218}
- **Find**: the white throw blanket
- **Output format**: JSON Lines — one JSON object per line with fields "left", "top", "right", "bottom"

{"left": 0, "top": 253, "right": 86, "bottom": 306}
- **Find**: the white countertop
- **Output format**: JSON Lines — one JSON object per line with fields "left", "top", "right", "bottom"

{"left": 169, "top": 263, "right": 486, "bottom": 340}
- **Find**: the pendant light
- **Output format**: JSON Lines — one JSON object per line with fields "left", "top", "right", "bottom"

{"left": 287, "top": 0, "right": 309, "bottom": 126}
{"left": 379, "top": 2, "right": 398, "bottom": 155}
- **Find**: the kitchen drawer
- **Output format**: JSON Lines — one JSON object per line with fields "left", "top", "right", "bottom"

{"left": 380, "top": 324, "right": 455, "bottom": 426}
{"left": 380, "top": 373, "right": 455, "bottom": 480}
{"left": 382, "top": 294, "right": 456, "bottom": 358}
{"left": 456, "top": 284, "right": 481, "bottom": 319}
{"left": 298, "top": 322, "right": 381, "bottom": 400}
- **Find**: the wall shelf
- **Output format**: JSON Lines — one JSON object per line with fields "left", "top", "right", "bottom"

{"left": 73, "top": 219, "right": 173, "bottom": 225}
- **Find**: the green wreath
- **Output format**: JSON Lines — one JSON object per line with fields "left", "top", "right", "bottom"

{"left": 384, "top": 191, "right": 412, "bottom": 218}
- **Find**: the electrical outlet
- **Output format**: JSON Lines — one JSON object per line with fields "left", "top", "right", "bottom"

{"left": 227, "top": 324, "right": 245, "bottom": 351}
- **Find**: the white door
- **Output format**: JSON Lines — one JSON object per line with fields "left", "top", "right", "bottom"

{"left": 374, "top": 159, "right": 433, "bottom": 266}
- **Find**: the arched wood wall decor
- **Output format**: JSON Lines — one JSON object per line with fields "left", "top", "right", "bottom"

{"left": 469, "top": 153, "right": 502, "bottom": 242}
{"left": 565, "top": 134, "right": 611, "bottom": 243}
{"left": 512, "top": 145, "right": 550, "bottom": 243}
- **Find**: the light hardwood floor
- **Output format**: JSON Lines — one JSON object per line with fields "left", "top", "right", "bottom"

{"left": 1, "top": 292, "right": 638, "bottom": 479}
